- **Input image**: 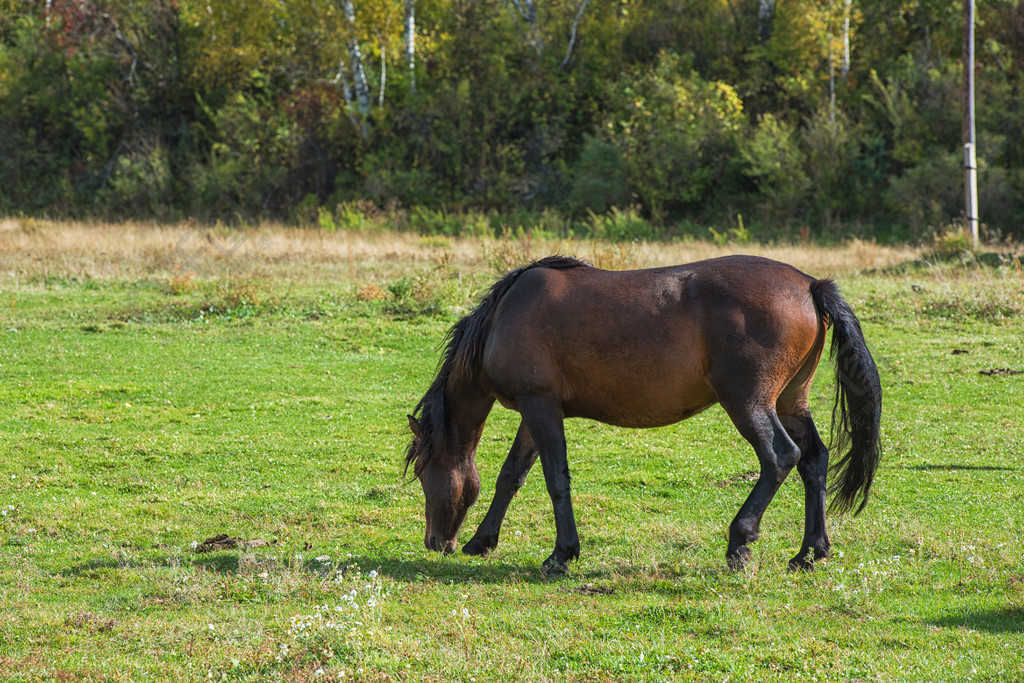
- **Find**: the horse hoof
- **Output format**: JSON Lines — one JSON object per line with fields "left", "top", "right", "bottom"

{"left": 788, "top": 555, "right": 815, "bottom": 572}
{"left": 542, "top": 555, "right": 569, "bottom": 576}
{"left": 788, "top": 546, "right": 830, "bottom": 571}
{"left": 462, "top": 537, "right": 494, "bottom": 557}
{"left": 726, "top": 546, "right": 752, "bottom": 571}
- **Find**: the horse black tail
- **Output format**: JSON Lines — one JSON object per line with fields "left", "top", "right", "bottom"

{"left": 810, "top": 279, "right": 883, "bottom": 515}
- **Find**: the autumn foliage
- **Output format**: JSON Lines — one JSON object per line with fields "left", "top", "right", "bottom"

{"left": 1, "top": 0, "right": 1021, "bottom": 241}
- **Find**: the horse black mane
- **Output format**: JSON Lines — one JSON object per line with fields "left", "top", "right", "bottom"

{"left": 404, "top": 256, "right": 590, "bottom": 477}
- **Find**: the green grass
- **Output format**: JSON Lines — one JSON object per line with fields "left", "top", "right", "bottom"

{"left": 1, "top": 243, "right": 1023, "bottom": 681}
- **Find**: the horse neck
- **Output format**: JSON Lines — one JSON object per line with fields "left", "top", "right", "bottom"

{"left": 441, "top": 375, "right": 494, "bottom": 466}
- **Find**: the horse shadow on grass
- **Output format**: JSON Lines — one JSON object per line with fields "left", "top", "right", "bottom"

{"left": 182, "top": 549, "right": 604, "bottom": 585}
{"left": 317, "top": 554, "right": 618, "bottom": 586}
{"left": 57, "top": 558, "right": 139, "bottom": 577}
{"left": 932, "top": 606, "right": 1024, "bottom": 633}
{"left": 906, "top": 464, "right": 1017, "bottom": 472}
{"left": 55, "top": 547, "right": 606, "bottom": 585}
{"left": 55, "top": 543, "right": 717, "bottom": 587}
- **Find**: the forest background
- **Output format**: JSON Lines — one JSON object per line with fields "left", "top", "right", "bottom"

{"left": 2, "top": 0, "right": 1023, "bottom": 243}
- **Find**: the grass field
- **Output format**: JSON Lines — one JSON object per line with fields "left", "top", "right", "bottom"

{"left": 1, "top": 220, "right": 1022, "bottom": 681}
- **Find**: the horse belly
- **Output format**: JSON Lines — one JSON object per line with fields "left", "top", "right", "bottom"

{"left": 560, "top": 360, "right": 717, "bottom": 428}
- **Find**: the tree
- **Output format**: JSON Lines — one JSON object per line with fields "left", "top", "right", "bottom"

{"left": 404, "top": 0, "right": 415, "bottom": 93}
{"left": 758, "top": 0, "right": 775, "bottom": 42}
{"left": 500, "top": 0, "right": 591, "bottom": 68}
{"left": 344, "top": 0, "right": 372, "bottom": 119}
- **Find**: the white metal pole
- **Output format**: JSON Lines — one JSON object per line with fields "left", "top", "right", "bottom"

{"left": 963, "top": 0, "right": 979, "bottom": 248}
{"left": 964, "top": 143, "right": 978, "bottom": 244}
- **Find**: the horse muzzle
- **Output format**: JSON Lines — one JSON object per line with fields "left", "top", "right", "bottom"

{"left": 426, "top": 534, "right": 457, "bottom": 554}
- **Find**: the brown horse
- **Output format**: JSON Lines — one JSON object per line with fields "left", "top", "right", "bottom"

{"left": 405, "top": 255, "right": 882, "bottom": 573}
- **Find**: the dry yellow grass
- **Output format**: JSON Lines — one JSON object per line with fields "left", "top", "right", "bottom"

{"left": 0, "top": 218, "right": 922, "bottom": 287}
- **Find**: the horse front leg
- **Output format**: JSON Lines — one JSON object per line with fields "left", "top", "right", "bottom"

{"left": 463, "top": 420, "right": 539, "bottom": 557}
{"left": 517, "top": 394, "right": 579, "bottom": 575}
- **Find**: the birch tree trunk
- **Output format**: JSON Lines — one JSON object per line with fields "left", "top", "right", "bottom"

{"left": 561, "top": 0, "right": 589, "bottom": 69}
{"left": 504, "top": 0, "right": 543, "bottom": 55}
{"left": 758, "top": 0, "right": 774, "bottom": 42}
{"left": 343, "top": 0, "right": 371, "bottom": 120}
{"left": 378, "top": 32, "right": 387, "bottom": 108}
{"left": 841, "top": 0, "right": 851, "bottom": 79}
{"left": 404, "top": 0, "right": 416, "bottom": 95}
{"left": 333, "top": 57, "right": 362, "bottom": 133}
{"left": 829, "top": 44, "right": 836, "bottom": 125}
{"left": 503, "top": 0, "right": 590, "bottom": 68}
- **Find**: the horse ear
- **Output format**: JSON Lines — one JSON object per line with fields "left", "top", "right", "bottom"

{"left": 407, "top": 414, "right": 423, "bottom": 439}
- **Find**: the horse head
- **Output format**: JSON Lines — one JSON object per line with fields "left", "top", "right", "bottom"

{"left": 407, "top": 414, "right": 481, "bottom": 554}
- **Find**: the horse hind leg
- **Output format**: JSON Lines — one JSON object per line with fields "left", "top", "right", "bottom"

{"left": 463, "top": 420, "right": 539, "bottom": 557}
{"left": 781, "top": 412, "right": 831, "bottom": 570}
{"left": 721, "top": 403, "right": 801, "bottom": 570}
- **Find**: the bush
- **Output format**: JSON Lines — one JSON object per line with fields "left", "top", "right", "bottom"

{"left": 406, "top": 207, "right": 490, "bottom": 238}
{"left": 801, "top": 109, "right": 865, "bottom": 233}
{"left": 568, "top": 136, "right": 631, "bottom": 216}
{"left": 583, "top": 207, "right": 662, "bottom": 241}
{"left": 599, "top": 52, "right": 745, "bottom": 222}
{"left": 976, "top": 165, "right": 1024, "bottom": 241}
{"left": 0, "top": 13, "right": 123, "bottom": 213}
{"left": 884, "top": 151, "right": 962, "bottom": 240}
{"left": 740, "top": 114, "right": 809, "bottom": 222}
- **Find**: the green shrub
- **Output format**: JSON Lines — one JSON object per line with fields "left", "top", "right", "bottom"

{"left": 568, "top": 136, "right": 630, "bottom": 215}
{"left": 584, "top": 207, "right": 662, "bottom": 241}
{"left": 801, "top": 109, "right": 863, "bottom": 233}
{"left": 884, "top": 151, "right": 962, "bottom": 239}
{"left": 406, "top": 207, "right": 490, "bottom": 237}
{"left": 600, "top": 52, "right": 745, "bottom": 222}
{"left": 740, "top": 114, "right": 809, "bottom": 221}
{"left": 928, "top": 226, "right": 974, "bottom": 259}
{"left": 708, "top": 214, "right": 753, "bottom": 246}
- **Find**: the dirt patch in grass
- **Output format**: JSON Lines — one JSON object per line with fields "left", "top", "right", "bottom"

{"left": 65, "top": 611, "right": 118, "bottom": 633}
{"left": 196, "top": 534, "right": 276, "bottom": 552}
